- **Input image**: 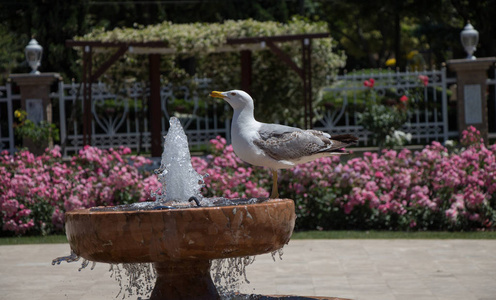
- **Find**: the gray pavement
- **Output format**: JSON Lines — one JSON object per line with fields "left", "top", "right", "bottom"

{"left": 1, "top": 239, "right": 495, "bottom": 300}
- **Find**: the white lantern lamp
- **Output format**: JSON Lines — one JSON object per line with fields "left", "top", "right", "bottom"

{"left": 460, "top": 21, "right": 479, "bottom": 60}
{"left": 25, "top": 38, "right": 43, "bottom": 74}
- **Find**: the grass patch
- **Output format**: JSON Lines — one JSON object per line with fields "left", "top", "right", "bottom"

{"left": 0, "top": 234, "right": 67, "bottom": 245}
{"left": 2, "top": 231, "right": 495, "bottom": 246}
{"left": 291, "top": 230, "right": 496, "bottom": 239}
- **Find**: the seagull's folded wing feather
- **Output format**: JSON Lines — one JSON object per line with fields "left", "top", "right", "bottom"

{"left": 254, "top": 124, "right": 333, "bottom": 161}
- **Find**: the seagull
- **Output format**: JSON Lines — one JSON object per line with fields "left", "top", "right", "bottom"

{"left": 210, "top": 90, "right": 358, "bottom": 199}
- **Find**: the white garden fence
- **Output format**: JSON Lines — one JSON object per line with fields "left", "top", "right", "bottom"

{"left": 55, "top": 78, "right": 230, "bottom": 156}
{"left": 315, "top": 67, "right": 458, "bottom": 145}
{"left": 0, "top": 83, "right": 20, "bottom": 154}
{"left": 1, "top": 67, "right": 495, "bottom": 156}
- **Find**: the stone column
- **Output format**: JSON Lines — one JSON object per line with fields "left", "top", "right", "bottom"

{"left": 9, "top": 73, "right": 60, "bottom": 154}
{"left": 448, "top": 57, "right": 496, "bottom": 143}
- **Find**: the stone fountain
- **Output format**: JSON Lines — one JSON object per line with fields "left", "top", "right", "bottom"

{"left": 66, "top": 199, "right": 294, "bottom": 299}
{"left": 61, "top": 117, "right": 346, "bottom": 300}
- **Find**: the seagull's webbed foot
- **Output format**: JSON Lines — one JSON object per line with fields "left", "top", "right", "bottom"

{"left": 269, "top": 170, "right": 279, "bottom": 199}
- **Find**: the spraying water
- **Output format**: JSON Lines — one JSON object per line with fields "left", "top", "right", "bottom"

{"left": 152, "top": 117, "right": 204, "bottom": 203}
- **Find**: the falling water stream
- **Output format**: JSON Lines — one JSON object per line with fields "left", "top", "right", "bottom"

{"left": 52, "top": 117, "right": 285, "bottom": 299}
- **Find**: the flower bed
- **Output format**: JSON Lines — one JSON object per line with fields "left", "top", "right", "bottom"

{"left": 197, "top": 127, "right": 496, "bottom": 231}
{"left": 1, "top": 127, "right": 495, "bottom": 236}
{"left": 0, "top": 146, "right": 160, "bottom": 236}
{"left": 283, "top": 127, "right": 495, "bottom": 231}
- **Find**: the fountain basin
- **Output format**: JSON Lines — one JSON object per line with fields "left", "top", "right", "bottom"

{"left": 66, "top": 198, "right": 295, "bottom": 263}
{"left": 65, "top": 198, "right": 295, "bottom": 299}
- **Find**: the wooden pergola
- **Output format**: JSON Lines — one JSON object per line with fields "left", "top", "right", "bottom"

{"left": 66, "top": 32, "right": 329, "bottom": 156}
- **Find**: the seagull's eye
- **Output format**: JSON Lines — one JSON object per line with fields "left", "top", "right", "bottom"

{"left": 230, "top": 92, "right": 236, "bottom": 96}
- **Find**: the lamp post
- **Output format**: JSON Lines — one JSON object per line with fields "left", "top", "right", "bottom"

{"left": 10, "top": 38, "right": 59, "bottom": 154}
{"left": 25, "top": 38, "right": 43, "bottom": 74}
{"left": 460, "top": 21, "right": 479, "bottom": 60}
{"left": 448, "top": 21, "right": 495, "bottom": 144}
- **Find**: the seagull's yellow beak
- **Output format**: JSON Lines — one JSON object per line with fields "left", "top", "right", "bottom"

{"left": 210, "top": 91, "right": 225, "bottom": 99}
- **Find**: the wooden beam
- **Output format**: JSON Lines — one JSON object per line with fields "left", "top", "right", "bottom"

{"left": 82, "top": 47, "right": 93, "bottom": 146}
{"left": 149, "top": 54, "right": 162, "bottom": 157}
{"left": 265, "top": 41, "right": 303, "bottom": 78}
{"left": 226, "top": 33, "right": 329, "bottom": 45}
{"left": 90, "top": 45, "right": 127, "bottom": 82}
{"left": 240, "top": 50, "right": 252, "bottom": 94}
{"left": 66, "top": 40, "right": 169, "bottom": 48}
{"left": 66, "top": 33, "right": 330, "bottom": 56}
{"left": 67, "top": 34, "right": 329, "bottom": 49}
{"left": 302, "top": 39, "right": 313, "bottom": 129}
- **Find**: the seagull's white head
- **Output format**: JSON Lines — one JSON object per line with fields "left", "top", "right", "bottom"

{"left": 210, "top": 90, "right": 254, "bottom": 111}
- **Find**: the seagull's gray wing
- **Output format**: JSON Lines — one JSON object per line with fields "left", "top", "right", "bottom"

{"left": 254, "top": 123, "right": 334, "bottom": 161}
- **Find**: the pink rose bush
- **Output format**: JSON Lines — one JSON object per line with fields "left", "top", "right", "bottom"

{"left": 0, "top": 146, "right": 160, "bottom": 236}
{"left": 282, "top": 127, "right": 495, "bottom": 230}
{"left": 192, "top": 136, "right": 269, "bottom": 199}
{"left": 2, "top": 126, "right": 495, "bottom": 236}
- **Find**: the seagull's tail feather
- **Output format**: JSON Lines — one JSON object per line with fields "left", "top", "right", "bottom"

{"left": 321, "top": 134, "right": 359, "bottom": 155}
{"left": 330, "top": 134, "right": 359, "bottom": 146}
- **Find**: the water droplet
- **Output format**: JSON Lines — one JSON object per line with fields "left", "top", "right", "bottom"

{"left": 78, "top": 259, "right": 89, "bottom": 271}
{"left": 51, "top": 250, "right": 80, "bottom": 265}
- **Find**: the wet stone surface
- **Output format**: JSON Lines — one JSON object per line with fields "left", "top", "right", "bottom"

{"left": 89, "top": 198, "right": 270, "bottom": 212}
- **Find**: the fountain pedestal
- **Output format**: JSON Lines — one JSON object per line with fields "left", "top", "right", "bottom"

{"left": 152, "top": 260, "right": 218, "bottom": 300}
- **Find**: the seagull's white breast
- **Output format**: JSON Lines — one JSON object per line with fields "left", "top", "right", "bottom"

{"left": 231, "top": 116, "right": 293, "bottom": 170}
{"left": 231, "top": 119, "right": 262, "bottom": 163}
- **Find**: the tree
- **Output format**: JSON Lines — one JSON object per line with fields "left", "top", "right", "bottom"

{"left": 0, "top": 0, "right": 494, "bottom": 80}
{"left": 314, "top": 0, "right": 424, "bottom": 69}
{"left": 311, "top": 0, "right": 495, "bottom": 70}
{"left": 0, "top": 0, "right": 90, "bottom": 81}
{"left": 0, "top": 23, "right": 25, "bottom": 82}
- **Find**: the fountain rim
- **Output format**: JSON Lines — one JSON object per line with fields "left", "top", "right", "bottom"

{"left": 67, "top": 198, "right": 292, "bottom": 215}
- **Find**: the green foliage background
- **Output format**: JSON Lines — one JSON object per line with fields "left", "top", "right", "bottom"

{"left": 75, "top": 18, "right": 346, "bottom": 125}
{"left": 1, "top": 1, "right": 495, "bottom": 82}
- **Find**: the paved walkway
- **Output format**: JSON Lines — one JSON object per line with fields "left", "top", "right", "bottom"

{"left": 1, "top": 239, "right": 495, "bottom": 300}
